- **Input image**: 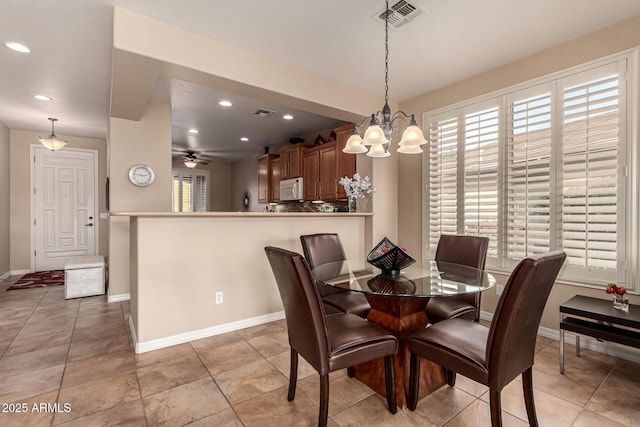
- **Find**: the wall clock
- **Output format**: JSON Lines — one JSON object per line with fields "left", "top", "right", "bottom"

{"left": 128, "top": 164, "right": 155, "bottom": 187}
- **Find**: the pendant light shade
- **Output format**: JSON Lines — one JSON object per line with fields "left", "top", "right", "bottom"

{"left": 398, "top": 116, "right": 428, "bottom": 146}
{"left": 342, "top": 132, "right": 368, "bottom": 154}
{"left": 39, "top": 118, "right": 66, "bottom": 151}
{"left": 362, "top": 124, "right": 388, "bottom": 146}
{"left": 367, "top": 143, "right": 391, "bottom": 158}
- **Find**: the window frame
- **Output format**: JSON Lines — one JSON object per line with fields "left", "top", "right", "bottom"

{"left": 421, "top": 48, "right": 639, "bottom": 294}
{"left": 172, "top": 168, "right": 210, "bottom": 212}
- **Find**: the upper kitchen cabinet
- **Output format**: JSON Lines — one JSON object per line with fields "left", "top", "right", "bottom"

{"left": 334, "top": 124, "right": 356, "bottom": 200}
{"left": 257, "top": 153, "right": 278, "bottom": 203}
{"left": 279, "top": 143, "right": 309, "bottom": 179}
{"left": 303, "top": 143, "right": 337, "bottom": 201}
{"left": 270, "top": 156, "right": 281, "bottom": 203}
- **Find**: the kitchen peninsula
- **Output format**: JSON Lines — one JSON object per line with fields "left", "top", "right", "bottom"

{"left": 112, "top": 211, "right": 373, "bottom": 353}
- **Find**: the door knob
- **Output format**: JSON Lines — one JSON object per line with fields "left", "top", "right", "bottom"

{"left": 85, "top": 223, "right": 94, "bottom": 227}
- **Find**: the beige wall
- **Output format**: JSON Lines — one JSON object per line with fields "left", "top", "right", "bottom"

{"left": 8, "top": 129, "right": 108, "bottom": 272}
{"left": 231, "top": 157, "right": 259, "bottom": 212}
{"left": 108, "top": 103, "right": 172, "bottom": 297}
{"left": 398, "top": 14, "right": 640, "bottom": 330}
{"left": 129, "top": 214, "right": 367, "bottom": 346}
{"left": 0, "top": 122, "right": 9, "bottom": 278}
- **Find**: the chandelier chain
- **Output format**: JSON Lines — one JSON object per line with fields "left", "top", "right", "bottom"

{"left": 384, "top": 0, "right": 389, "bottom": 105}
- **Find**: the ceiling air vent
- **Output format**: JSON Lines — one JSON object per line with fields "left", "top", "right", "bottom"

{"left": 374, "top": 0, "right": 424, "bottom": 29}
{"left": 254, "top": 108, "right": 278, "bottom": 117}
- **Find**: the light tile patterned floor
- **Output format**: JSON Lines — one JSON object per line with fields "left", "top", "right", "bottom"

{"left": 0, "top": 275, "right": 639, "bottom": 426}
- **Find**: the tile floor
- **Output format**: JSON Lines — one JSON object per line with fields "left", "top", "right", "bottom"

{"left": 1, "top": 275, "right": 639, "bottom": 426}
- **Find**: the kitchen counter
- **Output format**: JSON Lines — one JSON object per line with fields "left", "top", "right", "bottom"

{"left": 110, "top": 211, "right": 373, "bottom": 217}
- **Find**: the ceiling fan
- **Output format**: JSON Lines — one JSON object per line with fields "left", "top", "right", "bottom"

{"left": 172, "top": 148, "right": 212, "bottom": 168}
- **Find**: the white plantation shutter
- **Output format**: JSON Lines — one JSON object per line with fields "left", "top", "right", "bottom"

{"left": 194, "top": 175, "right": 208, "bottom": 212}
{"left": 560, "top": 65, "right": 622, "bottom": 276}
{"left": 172, "top": 173, "right": 181, "bottom": 212}
{"left": 172, "top": 169, "right": 210, "bottom": 212}
{"left": 423, "top": 54, "right": 631, "bottom": 289}
{"left": 463, "top": 103, "right": 499, "bottom": 257}
{"left": 506, "top": 87, "right": 552, "bottom": 261}
{"left": 428, "top": 115, "right": 458, "bottom": 254}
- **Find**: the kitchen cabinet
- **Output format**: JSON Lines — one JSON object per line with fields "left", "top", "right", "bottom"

{"left": 302, "top": 124, "right": 356, "bottom": 202}
{"left": 303, "top": 143, "right": 337, "bottom": 201}
{"left": 279, "top": 143, "right": 309, "bottom": 179}
{"left": 270, "top": 157, "right": 281, "bottom": 203}
{"left": 334, "top": 124, "right": 357, "bottom": 200}
{"left": 257, "top": 153, "right": 277, "bottom": 203}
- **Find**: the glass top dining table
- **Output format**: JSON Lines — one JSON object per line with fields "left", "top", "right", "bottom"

{"left": 310, "top": 260, "right": 496, "bottom": 298}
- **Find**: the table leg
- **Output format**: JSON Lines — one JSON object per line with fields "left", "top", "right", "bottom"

{"left": 576, "top": 335, "right": 581, "bottom": 357}
{"left": 354, "top": 294, "right": 446, "bottom": 408}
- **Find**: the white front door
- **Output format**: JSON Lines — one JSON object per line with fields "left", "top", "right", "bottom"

{"left": 33, "top": 146, "right": 98, "bottom": 271}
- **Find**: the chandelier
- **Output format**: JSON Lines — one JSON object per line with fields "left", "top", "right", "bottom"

{"left": 343, "top": 0, "right": 427, "bottom": 157}
{"left": 39, "top": 118, "right": 67, "bottom": 151}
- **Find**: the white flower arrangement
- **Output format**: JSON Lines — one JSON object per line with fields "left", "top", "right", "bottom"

{"left": 339, "top": 173, "right": 376, "bottom": 200}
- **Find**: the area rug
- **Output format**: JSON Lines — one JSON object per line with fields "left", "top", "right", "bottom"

{"left": 6, "top": 270, "right": 65, "bottom": 291}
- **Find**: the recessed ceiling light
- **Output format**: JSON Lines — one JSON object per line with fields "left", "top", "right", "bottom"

{"left": 188, "top": 129, "right": 199, "bottom": 134}
{"left": 5, "top": 42, "right": 30, "bottom": 53}
{"left": 240, "top": 137, "right": 249, "bottom": 142}
{"left": 34, "top": 95, "right": 52, "bottom": 101}
{"left": 218, "top": 100, "right": 232, "bottom": 107}
{"left": 283, "top": 114, "right": 294, "bottom": 120}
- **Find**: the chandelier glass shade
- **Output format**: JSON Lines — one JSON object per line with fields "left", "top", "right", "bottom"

{"left": 343, "top": 0, "right": 427, "bottom": 157}
{"left": 39, "top": 118, "right": 67, "bottom": 151}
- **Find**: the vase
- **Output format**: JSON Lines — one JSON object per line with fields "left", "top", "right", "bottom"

{"left": 348, "top": 198, "right": 357, "bottom": 213}
{"left": 613, "top": 296, "right": 629, "bottom": 311}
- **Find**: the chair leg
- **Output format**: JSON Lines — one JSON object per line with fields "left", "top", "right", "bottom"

{"left": 347, "top": 367, "right": 355, "bottom": 378}
{"left": 383, "top": 355, "right": 397, "bottom": 414}
{"left": 445, "top": 368, "right": 457, "bottom": 386}
{"left": 287, "top": 348, "right": 298, "bottom": 401}
{"left": 319, "top": 374, "right": 329, "bottom": 427}
{"left": 522, "top": 367, "right": 539, "bottom": 427}
{"left": 489, "top": 389, "right": 503, "bottom": 427}
{"left": 408, "top": 353, "right": 420, "bottom": 411}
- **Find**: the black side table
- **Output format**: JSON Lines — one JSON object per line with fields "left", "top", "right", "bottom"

{"left": 559, "top": 295, "right": 640, "bottom": 374}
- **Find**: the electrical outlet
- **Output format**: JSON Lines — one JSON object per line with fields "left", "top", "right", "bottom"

{"left": 215, "top": 291, "right": 223, "bottom": 304}
{"left": 496, "top": 284, "right": 504, "bottom": 296}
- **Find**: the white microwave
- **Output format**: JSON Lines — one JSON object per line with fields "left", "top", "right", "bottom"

{"left": 280, "top": 177, "right": 304, "bottom": 201}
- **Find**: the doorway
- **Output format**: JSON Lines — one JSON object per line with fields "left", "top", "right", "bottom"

{"left": 32, "top": 146, "right": 99, "bottom": 271}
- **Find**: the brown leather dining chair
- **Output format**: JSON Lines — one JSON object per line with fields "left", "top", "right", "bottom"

{"left": 425, "top": 234, "right": 489, "bottom": 323}
{"left": 300, "top": 233, "right": 371, "bottom": 318}
{"left": 407, "top": 251, "right": 566, "bottom": 426}
{"left": 265, "top": 246, "right": 398, "bottom": 427}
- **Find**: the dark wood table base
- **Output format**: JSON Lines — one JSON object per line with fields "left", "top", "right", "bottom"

{"left": 354, "top": 294, "right": 446, "bottom": 407}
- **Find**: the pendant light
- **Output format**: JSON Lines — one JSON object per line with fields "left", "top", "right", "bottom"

{"left": 343, "top": 0, "right": 427, "bottom": 157}
{"left": 39, "top": 118, "right": 67, "bottom": 151}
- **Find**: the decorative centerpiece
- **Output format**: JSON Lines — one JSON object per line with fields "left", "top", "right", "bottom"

{"left": 339, "top": 173, "right": 375, "bottom": 212}
{"left": 606, "top": 283, "right": 629, "bottom": 311}
{"left": 367, "top": 237, "right": 415, "bottom": 277}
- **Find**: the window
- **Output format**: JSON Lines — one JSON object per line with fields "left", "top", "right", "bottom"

{"left": 424, "top": 54, "right": 634, "bottom": 290}
{"left": 172, "top": 169, "right": 209, "bottom": 212}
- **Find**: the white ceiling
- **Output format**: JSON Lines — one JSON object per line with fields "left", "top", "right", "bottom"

{"left": 2, "top": 0, "right": 640, "bottom": 161}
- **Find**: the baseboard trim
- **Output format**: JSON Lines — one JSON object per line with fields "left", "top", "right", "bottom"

{"left": 108, "top": 293, "right": 130, "bottom": 303}
{"left": 10, "top": 269, "right": 31, "bottom": 276}
{"left": 134, "top": 311, "right": 286, "bottom": 354}
{"left": 0, "top": 271, "right": 10, "bottom": 280}
{"left": 480, "top": 310, "right": 640, "bottom": 364}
